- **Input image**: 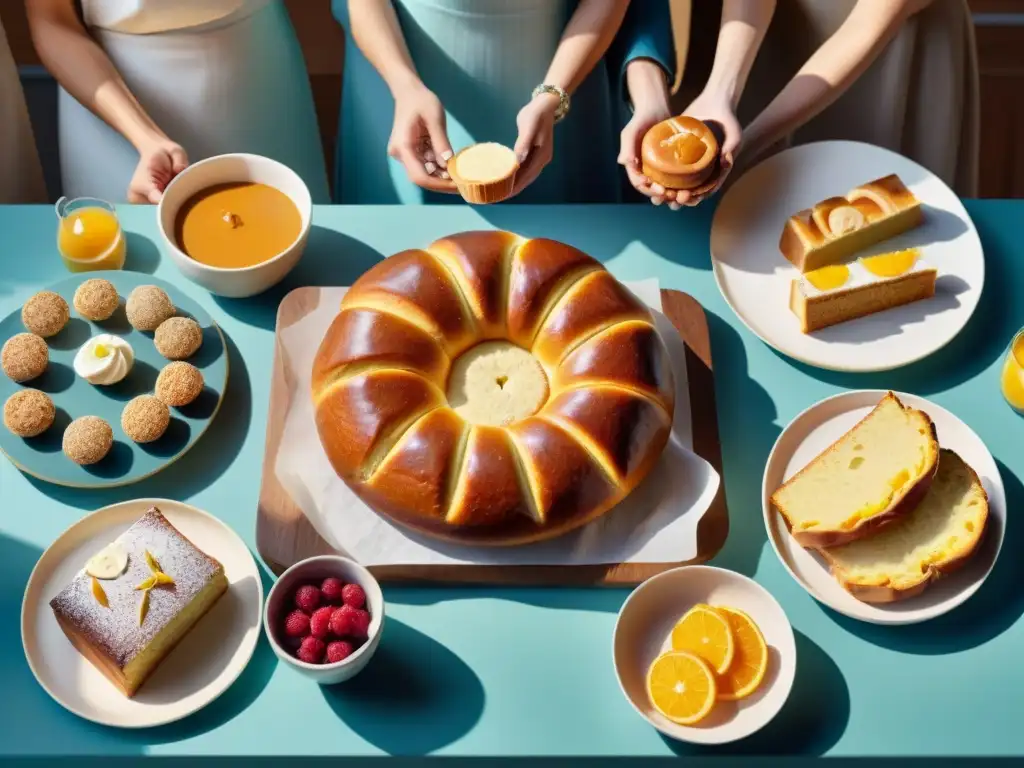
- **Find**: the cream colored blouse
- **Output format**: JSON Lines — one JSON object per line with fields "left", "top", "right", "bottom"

{"left": 80, "top": 0, "right": 272, "bottom": 34}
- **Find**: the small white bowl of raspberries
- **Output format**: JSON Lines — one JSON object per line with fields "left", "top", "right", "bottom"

{"left": 264, "top": 555, "right": 384, "bottom": 684}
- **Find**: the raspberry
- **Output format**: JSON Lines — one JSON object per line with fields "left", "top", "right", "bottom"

{"left": 321, "top": 577, "right": 344, "bottom": 604}
{"left": 326, "top": 640, "right": 355, "bottom": 664}
{"left": 349, "top": 608, "right": 372, "bottom": 640}
{"left": 294, "top": 584, "right": 321, "bottom": 613}
{"left": 297, "top": 636, "right": 325, "bottom": 664}
{"left": 310, "top": 606, "right": 334, "bottom": 639}
{"left": 329, "top": 605, "right": 355, "bottom": 637}
{"left": 282, "top": 610, "right": 310, "bottom": 638}
{"left": 341, "top": 583, "right": 366, "bottom": 609}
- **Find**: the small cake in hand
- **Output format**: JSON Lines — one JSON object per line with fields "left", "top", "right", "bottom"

{"left": 641, "top": 116, "right": 719, "bottom": 192}
{"left": 449, "top": 143, "right": 519, "bottom": 204}
{"left": 155, "top": 361, "right": 204, "bottom": 407}
{"left": 2, "top": 333, "right": 48, "bottom": 382}
{"left": 74, "top": 278, "right": 120, "bottom": 322}
{"left": 122, "top": 395, "right": 171, "bottom": 443}
{"left": 22, "top": 291, "right": 70, "bottom": 338}
{"left": 63, "top": 415, "right": 114, "bottom": 465}
{"left": 126, "top": 285, "right": 175, "bottom": 332}
{"left": 154, "top": 317, "right": 202, "bottom": 360}
{"left": 49, "top": 506, "right": 229, "bottom": 696}
{"left": 4, "top": 389, "right": 55, "bottom": 438}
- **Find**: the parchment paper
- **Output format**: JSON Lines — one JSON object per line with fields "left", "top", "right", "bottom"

{"left": 273, "top": 280, "right": 721, "bottom": 565}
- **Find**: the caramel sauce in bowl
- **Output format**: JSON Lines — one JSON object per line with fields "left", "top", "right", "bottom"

{"left": 157, "top": 154, "right": 312, "bottom": 298}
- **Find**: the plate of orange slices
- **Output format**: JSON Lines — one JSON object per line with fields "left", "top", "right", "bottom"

{"left": 613, "top": 566, "right": 796, "bottom": 745}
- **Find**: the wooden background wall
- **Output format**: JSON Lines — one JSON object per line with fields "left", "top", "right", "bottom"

{"left": 2, "top": 0, "right": 1022, "bottom": 198}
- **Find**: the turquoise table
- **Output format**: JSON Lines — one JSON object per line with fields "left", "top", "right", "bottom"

{"left": 2, "top": 202, "right": 1022, "bottom": 758}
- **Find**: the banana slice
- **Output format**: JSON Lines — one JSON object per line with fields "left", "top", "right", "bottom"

{"left": 85, "top": 542, "right": 128, "bottom": 579}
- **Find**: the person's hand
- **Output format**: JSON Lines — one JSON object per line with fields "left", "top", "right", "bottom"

{"left": 389, "top": 83, "right": 457, "bottom": 193}
{"left": 127, "top": 139, "right": 188, "bottom": 204}
{"left": 511, "top": 92, "right": 559, "bottom": 198}
{"left": 673, "top": 90, "right": 742, "bottom": 206}
{"left": 618, "top": 100, "right": 675, "bottom": 208}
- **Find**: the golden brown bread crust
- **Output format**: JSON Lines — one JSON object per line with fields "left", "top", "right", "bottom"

{"left": 818, "top": 450, "right": 989, "bottom": 604}
{"left": 312, "top": 231, "right": 676, "bottom": 545}
{"left": 771, "top": 392, "right": 940, "bottom": 549}
{"left": 640, "top": 116, "right": 719, "bottom": 191}
{"left": 779, "top": 174, "right": 923, "bottom": 272}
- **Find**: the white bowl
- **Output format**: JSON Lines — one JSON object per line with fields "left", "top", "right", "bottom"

{"left": 157, "top": 153, "right": 312, "bottom": 298}
{"left": 263, "top": 555, "right": 384, "bottom": 685}
{"left": 613, "top": 565, "right": 796, "bottom": 745}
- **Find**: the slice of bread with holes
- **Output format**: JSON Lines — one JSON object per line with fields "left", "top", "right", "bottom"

{"left": 771, "top": 392, "right": 939, "bottom": 549}
{"left": 820, "top": 449, "right": 988, "bottom": 603}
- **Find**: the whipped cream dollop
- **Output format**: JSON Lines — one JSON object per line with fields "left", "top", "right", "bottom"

{"left": 74, "top": 334, "right": 134, "bottom": 385}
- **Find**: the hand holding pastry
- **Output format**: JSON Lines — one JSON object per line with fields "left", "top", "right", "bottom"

{"left": 128, "top": 138, "right": 188, "bottom": 204}
{"left": 618, "top": 59, "right": 676, "bottom": 208}
{"left": 510, "top": 91, "right": 559, "bottom": 198}
{"left": 388, "top": 83, "right": 458, "bottom": 193}
{"left": 668, "top": 91, "right": 741, "bottom": 207}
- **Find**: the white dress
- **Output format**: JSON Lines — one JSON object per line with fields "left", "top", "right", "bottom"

{"left": 60, "top": 0, "right": 330, "bottom": 203}
{"left": 0, "top": 16, "right": 47, "bottom": 203}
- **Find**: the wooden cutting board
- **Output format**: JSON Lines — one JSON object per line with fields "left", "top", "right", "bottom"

{"left": 256, "top": 287, "right": 729, "bottom": 585}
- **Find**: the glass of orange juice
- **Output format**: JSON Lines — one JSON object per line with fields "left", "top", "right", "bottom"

{"left": 1001, "top": 328, "right": 1024, "bottom": 413}
{"left": 55, "top": 196, "right": 126, "bottom": 272}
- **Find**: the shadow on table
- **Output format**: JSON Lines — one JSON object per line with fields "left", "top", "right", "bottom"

{"left": 660, "top": 629, "right": 849, "bottom": 757}
{"left": 320, "top": 616, "right": 484, "bottom": 755}
{"left": 212, "top": 225, "right": 385, "bottom": 332}
{"left": 25, "top": 332, "right": 252, "bottom": 509}
{"left": 824, "top": 458, "right": 1024, "bottom": 655}
{"left": 476, "top": 202, "right": 720, "bottom": 273}
{"left": 124, "top": 231, "right": 161, "bottom": 275}
{"left": 115, "top": 562, "right": 279, "bottom": 745}
{"left": 0, "top": 534, "right": 141, "bottom": 755}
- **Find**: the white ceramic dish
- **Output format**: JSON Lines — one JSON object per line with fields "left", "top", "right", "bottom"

{"left": 762, "top": 390, "right": 1005, "bottom": 625}
{"left": 711, "top": 141, "right": 984, "bottom": 372}
{"left": 613, "top": 565, "right": 796, "bottom": 746}
{"left": 21, "top": 498, "right": 263, "bottom": 728}
{"left": 264, "top": 555, "right": 384, "bottom": 685}
{"left": 157, "top": 153, "right": 313, "bottom": 298}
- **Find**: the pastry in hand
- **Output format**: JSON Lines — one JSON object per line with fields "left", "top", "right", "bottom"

{"left": 779, "top": 174, "right": 923, "bottom": 273}
{"left": 641, "top": 116, "right": 719, "bottom": 192}
{"left": 449, "top": 143, "right": 519, "bottom": 204}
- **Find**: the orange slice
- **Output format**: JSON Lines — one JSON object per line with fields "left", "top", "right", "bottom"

{"left": 670, "top": 604, "right": 735, "bottom": 674}
{"left": 646, "top": 651, "right": 718, "bottom": 725}
{"left": 714, "top": 607, "right": 769, "bottom": 701}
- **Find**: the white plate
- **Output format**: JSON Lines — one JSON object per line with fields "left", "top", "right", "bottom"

{"left": 762, "top": 390, "right": 1005, "bottom": 625}
{"left": 711, "top": 141, "right": 984, "bottom": 372}
{"left": 21, "top": 498, "right": 263, "bottom": 728}
{"left": 613, "top": 565, "right": 796, "bottom": 745}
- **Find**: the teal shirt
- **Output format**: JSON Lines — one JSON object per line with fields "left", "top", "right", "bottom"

{"left": 332, "top": 0, "right": 674, "bottom": 204}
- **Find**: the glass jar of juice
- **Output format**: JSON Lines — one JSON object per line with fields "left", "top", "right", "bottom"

{"left": 55, "top": 197, "right": 126, "bottom": 272}
{"left": 1000, "top": 329, "right": 1024, "bottom": 412}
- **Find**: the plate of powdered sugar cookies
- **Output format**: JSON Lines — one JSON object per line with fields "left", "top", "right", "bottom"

{"left": 0, "top": 272, "right": 227, "bottom": 488}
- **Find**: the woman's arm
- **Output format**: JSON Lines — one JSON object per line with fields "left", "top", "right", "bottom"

{"left": 742, "top": 0, "right": 934, "bottom": 162}
{"left": 26, "top": 0, "right": 168, "bottom": 152}
{"left": 701, "top": 0, "right": 777, "bottom": 113}
{"left": 26, "top": 0, "right": 187, "bottom": 201}
{"left": 607, "top": 0, "right": 675, "bottom": 106}
{"left": 513, "top": 0, "right": 630, "bottom": 194}
{"left": 539, "top": 0, "right": 632, "bottom": 97}
{"left": 346, "top": 0, "right": 455, "bottom": 191}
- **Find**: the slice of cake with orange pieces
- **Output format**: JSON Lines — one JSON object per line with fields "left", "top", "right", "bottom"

{"left": 771, "top": 392, "right": 939, "bottom": 549}
{"left": 789, "top": 248, "right": 938, "bottom": 333}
